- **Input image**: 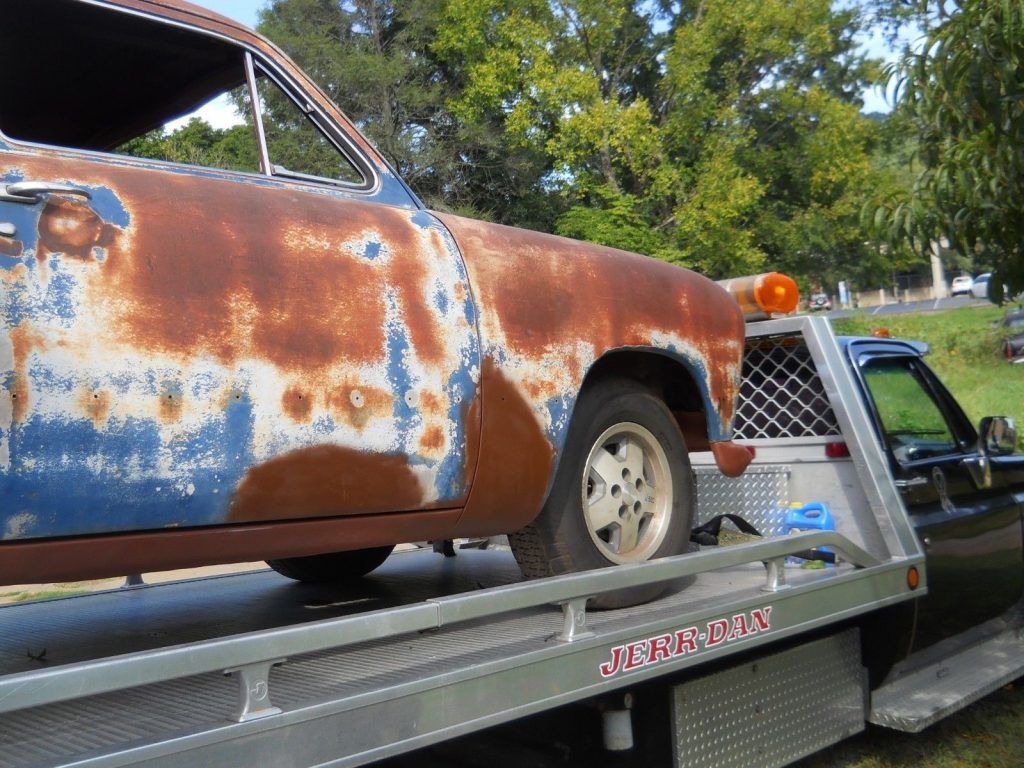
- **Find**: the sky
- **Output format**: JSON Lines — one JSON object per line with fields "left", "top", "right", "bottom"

{"left": 194, "top": 0, "right": 906, "bottom": 113}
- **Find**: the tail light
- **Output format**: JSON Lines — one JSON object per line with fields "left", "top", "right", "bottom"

{"left": 825, "top": 442, "right": 850, "bottom": 458}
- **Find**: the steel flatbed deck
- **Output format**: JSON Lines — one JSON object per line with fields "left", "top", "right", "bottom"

{"left": 0, "top": 534, "right": 919, "bottom": 768}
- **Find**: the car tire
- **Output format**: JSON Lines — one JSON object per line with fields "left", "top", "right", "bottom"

{"left": 508, "top": 379, "right": 694, "bottom": 610}
{"left": 266, "top": 545, "right": 396, "bottom": 583}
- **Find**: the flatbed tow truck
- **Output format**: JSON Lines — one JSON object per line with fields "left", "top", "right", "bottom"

{"left": 2, "top": 314, "right": 1023, "bottom": 768}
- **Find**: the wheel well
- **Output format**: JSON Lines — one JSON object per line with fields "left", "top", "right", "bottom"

{"left": 580, "top": 351, "right": 710, "bottom": 451}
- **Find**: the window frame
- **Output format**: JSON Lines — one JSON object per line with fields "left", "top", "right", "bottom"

{"left": 0, "top": 0, "right": 380, "bottom": 196}
{"left": 856, "top": 352, "right": 976, "bottom": 467}
{"left": 245, "top": 54, "right": 373, "bottom": 190}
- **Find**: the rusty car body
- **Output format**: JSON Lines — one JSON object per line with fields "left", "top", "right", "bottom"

{"left": 0, "top": 0, "right": 749, "bottom": 596}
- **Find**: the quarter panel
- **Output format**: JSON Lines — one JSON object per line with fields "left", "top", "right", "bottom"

{"left": 435, "top": 213, "right": 745, "bottom": 534}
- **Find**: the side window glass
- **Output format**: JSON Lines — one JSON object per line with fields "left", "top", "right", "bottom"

{"left": 862, "top": 358, "right": 958, "bottom": 463}
{"left": 115, "top": 84, "right": 261, "bottom": 174}
{"left": 254, "top": 69, "right": 364, "bottom": 185}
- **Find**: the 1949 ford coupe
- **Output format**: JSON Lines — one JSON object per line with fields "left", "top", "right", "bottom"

{"left": 0, "top": 0, "right": 751, "bottom": 607}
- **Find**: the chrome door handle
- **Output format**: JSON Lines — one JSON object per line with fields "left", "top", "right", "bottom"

{"left": 895, "top": 476, "right": 929, "bottom": 489}
{"left": 1, "top": 181, "right": 92, "bottom": 204}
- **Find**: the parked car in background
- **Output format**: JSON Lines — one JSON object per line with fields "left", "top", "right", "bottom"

{"left": 0, "top": 0, "right": 752, "bottom": 607}
{"left": 1003, "top": 309, "right": 1024, "bottom": 364}
{"left": 972, "top": 273, "right": 993, "bottom": 299}
{"left": 950, "top": 275, "right": 974, "bottom": 296}
{"left": 808, "top": 293, "right": 832, "bottom": 311}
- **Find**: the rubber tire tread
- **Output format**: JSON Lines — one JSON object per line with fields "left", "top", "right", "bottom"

{"left": 267, "top": 544, "right": 396, "bottom": 583}
{"left": 508, "top": 379, "right": 694, "bottom": 610}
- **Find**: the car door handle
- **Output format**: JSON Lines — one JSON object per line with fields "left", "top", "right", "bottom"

{"left": 895, "top": 476, "right": 930, "bottom": 489}
{"left": 1, "top": 181, "right": 92, "bottom": 204}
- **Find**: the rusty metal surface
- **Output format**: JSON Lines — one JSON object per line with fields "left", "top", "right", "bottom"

{"left": 0, "top": 151, "right": 480, "bottom": 543}
{"left": 0, "top": 0, "right": 747, "bottom": 583}
{"left": 437, "top": 214, "right": 746, "bottom": 533}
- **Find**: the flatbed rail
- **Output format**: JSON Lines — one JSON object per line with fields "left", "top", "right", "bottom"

{"left": 0, "top": 532, "right": 918, "bottom": 768}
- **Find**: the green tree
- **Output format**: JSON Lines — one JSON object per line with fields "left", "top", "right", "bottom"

{"left": 871, "top": 0, "right": 1024, "bottom": 300}
{"left": 435, "top": 0, "right": 899, "bottom": 284}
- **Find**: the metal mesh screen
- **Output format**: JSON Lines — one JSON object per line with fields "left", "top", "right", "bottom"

{"left": 735, "top": 335, "right": 840, "bottom": 439}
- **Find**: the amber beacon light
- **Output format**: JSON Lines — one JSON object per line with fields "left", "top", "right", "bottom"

{"left": 717, "top": 273, "right": 800, "bottom": 320}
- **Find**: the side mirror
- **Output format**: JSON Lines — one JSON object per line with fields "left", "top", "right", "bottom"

{"left": 979, "top": 416, "right": 1017, "bottom": 456}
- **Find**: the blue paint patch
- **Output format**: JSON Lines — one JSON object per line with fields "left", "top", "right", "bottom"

{"left": 383, "top": 293, "right": 420, "bottom": 449}
{"left": 434, "top": 287, "right": 450, "bottom": 315}
{"left": 432, "top": 356, "right": 480, "bottom": 500}
{"left": 0, "top": 364, "right": 262, "bottom": 540}
{"left": 80, "top": 184, "right": 130, "bottom": 229}
{"left": 363, "top": 241, "right": 382, "bottom": 260}
{"left": 411, "top": 211, "right": 434, "bottom": 229}
{"left": 544, "top": 394, "right": 577, "bottom": 449}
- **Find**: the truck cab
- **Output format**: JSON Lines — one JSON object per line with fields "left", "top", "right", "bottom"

{"left": 845, "top": 336, "right": 1024, "bottom": 652}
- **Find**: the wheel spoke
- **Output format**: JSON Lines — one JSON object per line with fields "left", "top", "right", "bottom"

{"left": 619, "top": 436, "right": 646, "bottom": 482}
{"left": 589, "top": 447, "right": 623, "bottom": 487}
{"left": 587, "top": 492, "right": 621, "bottom": 532}
{"left": 616, "top": 514, "right": 640, "bottom": 553}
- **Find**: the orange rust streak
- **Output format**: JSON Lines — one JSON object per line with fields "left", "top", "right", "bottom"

{"left": 282, "top": 386, "right": 313, "bottom": 422}
{"left": 228, "top": 444, "right": 423, "bottom": 523}
{"left": 38, "top": 198, "right": 113, "bottom": 262}
{"left": 419, "top": 425, "right": 444, "bottom": 452}
{"left": 79, "top": 389, "right": 112, "bottom": 429}
{"left": 9, "top": 325, "right": 45, "bottom": 423}
{"left": 434, "top": 213, "right": 745, "bottom": 429}
{"left": 15, "top": 155, "right": 454, "bottom": 379}
{"left": 325, "top": 384, "right": 393, "bottom": 429}
{"left": 159, "top": 392, "right": 183, "bottom": 422}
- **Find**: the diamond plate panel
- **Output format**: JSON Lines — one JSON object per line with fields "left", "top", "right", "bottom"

{"left": 695, "top": 465, "right": 790, "bottom": 536}
{"left": 735, "top": 335, "right": 841, "bottom": 439}
{"left": 672, "top": 629, "right": 866, "bottom": 768}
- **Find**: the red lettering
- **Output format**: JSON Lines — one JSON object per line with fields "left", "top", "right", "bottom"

{"left": 648, "top": 634, "right": 673, "bottom": 664}
{"left": 599, "top": 646, "right": 624, "bottom": 678}
{"left": 673, "top": 627, "right": 699, "bottom": 655}
{"left": 727, "top": 613, "right": 750, "bottom": 641}
{"left": 623, "top": 640, "right": 647, "bottom": 671}
{"left": 750, "top": 606, "right": 772, "bottom": 632}
{"left": 706, "top": 619, "right": 729, "bottom": 647}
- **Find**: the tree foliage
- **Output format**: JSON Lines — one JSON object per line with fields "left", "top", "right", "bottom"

{"left": 871, "top": 0, "right": 1024, "bottom": 300}
{"left": 126, "top": 1, "right": 929, "bottom": 290}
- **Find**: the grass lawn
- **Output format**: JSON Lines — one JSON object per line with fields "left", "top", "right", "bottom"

{"left": 832, "top": 304, "right": 1024, "bottom": 450}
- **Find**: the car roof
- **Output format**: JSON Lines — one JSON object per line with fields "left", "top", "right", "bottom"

{"left": 836, "top": 336, "right": 930, "bottom": 357}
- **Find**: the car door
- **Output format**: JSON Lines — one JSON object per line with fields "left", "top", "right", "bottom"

{"left": 854, "top": 346, "right": 1023, "bottom": 651}
{"left": 0, "top": 1, "right": 479, "bottom": 541}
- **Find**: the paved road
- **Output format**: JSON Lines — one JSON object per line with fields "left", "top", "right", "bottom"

{"left": 824, "top": 295, "right": 990, "bottom": 319}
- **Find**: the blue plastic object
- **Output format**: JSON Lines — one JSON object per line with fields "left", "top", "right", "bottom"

{"left": 783, "top": 502, "right": 835, "bottom": 566}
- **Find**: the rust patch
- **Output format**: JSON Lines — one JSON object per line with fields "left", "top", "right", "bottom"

{"left": 435, "top": 212, "right": 746, "bottom": 433}
{"left": 419, "top": 425, "right": 444, "bottom": 452}
{"left": 325, "top": 384, "right": 392, "bottom": 429}
{"left": 0, "top": 508, "right": 463, "bottom": 586}
{"left": 228, "top": 444, "right": 423, "bottom": 523}
{"left": 455, "top": 357, "right": 555, "bottom": 536}
{"left": 0, "top": 238, "right": 22, "bottom": 258}
{"left": 159, "top": 391, "right": 183, "bottom": 422}
{"left": 9, "top": 325, "right": 45, "bottom": 423}
{"left": 282, "top": 386, "right": 313, "bottom": 422}
{"left": 37, "top": 197, "right": 113, "bottom": 261}
{"left": 79, "top": 389, "right": 112, "bottom": 428}
{"left": 710, "top": 440, "right": 753, "bottom": 478}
